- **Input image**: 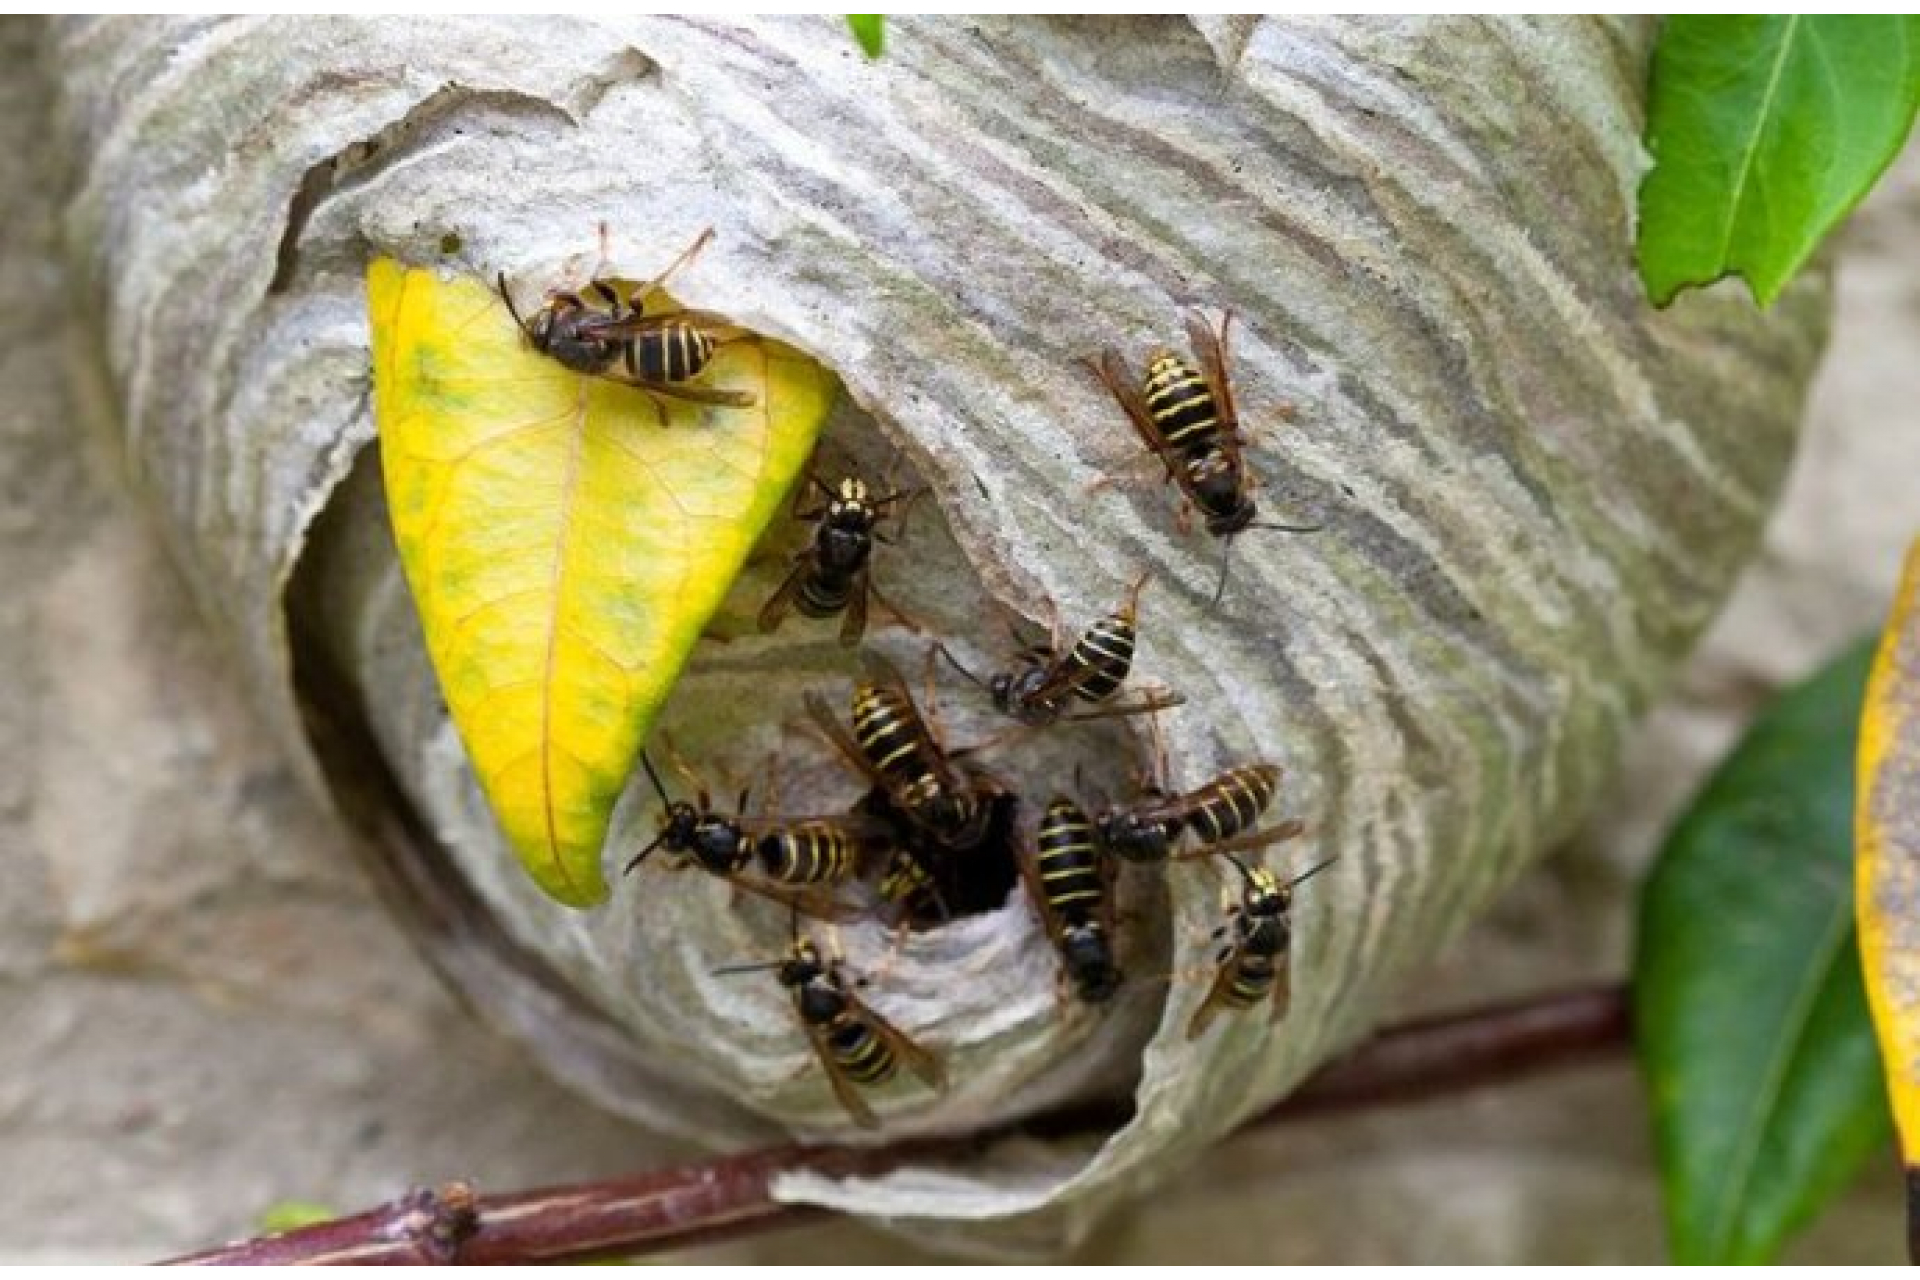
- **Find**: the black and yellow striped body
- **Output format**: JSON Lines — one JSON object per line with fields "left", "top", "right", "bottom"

{"left": 1033, "top": 797, "right": 1121, "bottom": 1002}
{"left": 1143, "top": 352, "right": 1223, "bottom": 455}
{"left": 1182, "top": 764, "right": 1280, "bottom": 847}
{"left": 1143, "top": 351, "right": 1253, "bottom": 535}
{"left": 991, "top": 609, "right": 1138, "bottom": 726}
{"left": 1035, "top": 798, "right": 1105, "bottom": 918}
{"left": 632, "top": 320, "right": 715, "bottom": 385}
{"left": 820, "top": 1003, "right": 898, "bottom": 1085}
{"left": 1218, "top": 870, "right": 1290, "bottom": 1012}
{"left": 797, "top": 573, "right": 853, "bottom": 618}
{"left": 876, "top": 845, "right": 941, "bottom": 914}
{"left": 1062, "top": 608, "right": 1135, "bottom": 702}
{"left": 850, "top": 682, "right": 979, "bottom": 841}
{"left": 795, "top": 484, "right": 877, "bottom": 619}
{"left": 756, "top": 823, "right": 862, "bottom": 886}
{"left": 790, "top": 961, "right": 896, "bottom": 1086}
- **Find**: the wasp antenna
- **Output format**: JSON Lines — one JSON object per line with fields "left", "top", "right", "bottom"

{"left": 1251, "top": 519, "right": 1325, "bottom": 534}
{"left": 1284, "top": 857, "right": 1339, "bottom": 891}
{"left": 1211, "top": 538, "right": 1235, "bottom": 609}
{"left": 623, "top": 830, "right": 668, "bottom": 876}
{"left": 496, "top": 272, "right": 529, "bottom": 335}
{"left": 711, "top": 959, "right": 785, "bottom": 977}
{"left": 640, "top": 749, "right": 673, "bottom": 807}
{"left": 1222, "top": 851, "right": 1259, "bottom": 886}
{"left": 934, "top": 641, "right": 988, "bottom": 690}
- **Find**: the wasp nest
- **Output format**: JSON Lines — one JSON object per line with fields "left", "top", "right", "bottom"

{"left": 53, "top": 16, "right": 1827, "bottom": 1255}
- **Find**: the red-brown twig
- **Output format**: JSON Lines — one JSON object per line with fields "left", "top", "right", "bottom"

{"left": 163, "top": 981, "right": 1629, "bottom": 1265}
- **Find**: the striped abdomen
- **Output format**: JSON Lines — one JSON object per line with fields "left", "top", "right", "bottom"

{"left": 1060, "top": 609, "right": 1136, "bottom": 703}
{"left": 757, "top": 823, "right": 861, "bottom": 886}
{"left": 823, "top": 1010, "right": 897, "bottom": 1085}
{"left": 1036, "top": 798, "right": 1105, "bottom": 918}
{"left": 852, "top": 684, "right": 937, "bottom": 787}
{"left": 877, "top": 845, "right": 938, "bottom": 906}
{"left": 796, "top": 570, "right": 855, "bottom": 618}
{"left": 1221, "top": 946, "right": 1281, "bottom": 1012}
{"left": 1183, "top": 764, "right": 1280, "bottom": 846}
{"left": 1223, "top": 905, "right": 1289, "bottom": 1009}
{"left": 634, "top": 322, "right": 715, "bottom": 384}
{"left": 1143, "top": 352, "right": 1221, "bottom": 454}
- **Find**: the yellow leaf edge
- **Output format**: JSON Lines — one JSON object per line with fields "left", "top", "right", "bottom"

{"left": 367, "top": 255, "right": 835, "bottom": 908}
{"left": 1857, "top": 537, "right": 1920, "bottom": 1221}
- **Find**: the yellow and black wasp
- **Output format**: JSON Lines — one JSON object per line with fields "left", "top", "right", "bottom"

{"left": 497, "top": 225, "right": 757, "bottom": 419}
{"left": 717, "top": 928, "right": 947, "bottom": 1128}
{"left": 1017, "top": 796, "right": 1122, "bottom": 1003}
{"left": 1088, "top": 310, "right": 1318, "bottom": 603}
{"left": 939, "top": 573, "right": 1184, "bottom": 728}
{"left": 804, "top": 661, "right": 995, "bottom": 853}
{"left": 758, "top": 475, "right": 921, "bottom": 648}
{"left": 1095, "top": 762, "right": 1303, "bottom": 865}
{"left": 1188, "top": 854, "right": 1336, "bottom": 1039}
{"left": 623, "top": 752, "right": 882, "bottom": 922}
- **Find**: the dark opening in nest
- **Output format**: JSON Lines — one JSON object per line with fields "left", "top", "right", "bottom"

{"left": 857, "top": 786, "right": 1022, "bottom": 927}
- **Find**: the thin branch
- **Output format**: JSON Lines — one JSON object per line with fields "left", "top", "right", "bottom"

{"left": 163, "top": 981, "right": 1629, "bottom": 1265}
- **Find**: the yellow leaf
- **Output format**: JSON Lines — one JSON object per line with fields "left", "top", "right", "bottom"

{"left": 1857, "top": 536, "right": 1920, "bottom": 1250}
{"left": 368, "top": 257, "right": 833, "bottom": 907}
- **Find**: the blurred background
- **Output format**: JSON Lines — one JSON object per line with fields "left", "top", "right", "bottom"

{"left": 2, "top": 19, "right": 1914, "bottom": 1262}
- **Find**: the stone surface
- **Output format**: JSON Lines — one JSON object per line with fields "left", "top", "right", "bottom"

{"left": 2, "top": 16, "right": 1915, "bottom": 1263}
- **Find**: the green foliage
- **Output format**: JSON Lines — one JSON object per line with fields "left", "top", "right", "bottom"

{"left": 1638, "top": 16, "right": 1920, "bottom": 307}
{"left": 258, "top": 1201, "right": 338, "bottom": 1234}
{"left": 846, "top": 15, "right": 885, "bottom": 59}
{"left": 1635, "top": 638, "right": 1891, "bottom": 1262}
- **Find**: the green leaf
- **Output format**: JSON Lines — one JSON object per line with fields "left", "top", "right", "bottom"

{"left": 1637, "top": 16, "right": 1920, "bottom": 307}
{"left": 846, "top": 15, "right": 884, "bottom": 59}
{"left": 258, "top": 1201, "right": 337, "bottom": 1234}
{"left": 1635, "top": 637, "right": 1891, "bottom": 1263}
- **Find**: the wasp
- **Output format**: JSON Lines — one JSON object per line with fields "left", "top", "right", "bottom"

{"left": 758, "top": 475, "right": 920, "bottom": 648}
{"left": 623, "top": 752, "right": 880, "bottom": 922}
{"left": 873, "top": 844, "right": 950, "bottom": 924}
{"left": 717, "top": 929, "right": 947, "bottom": 1128}
{"left": 1088, "top": 310, "right": 1318, "bottom": 603}
{"left": 1095, "top": 762, "right": 1302, "bottom": 865}
{"left": 939, "top": 573, "right": 1184, "bottom": 728}
{"left": 805, "top": 661, "right": 995, "bottom": 852}
{"left": 497, "top": 226, "right": 757, "bottom": 418}
{"left": 1017, "top": 796, "right": 1122, "bottom": 1003}
{"left": 1188, "top": 855, "right": 1336, "bottom": 1039}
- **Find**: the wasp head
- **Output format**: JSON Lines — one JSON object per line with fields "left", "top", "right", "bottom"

{"left": 779, "top": 938, "right": 828, "bottom": 989}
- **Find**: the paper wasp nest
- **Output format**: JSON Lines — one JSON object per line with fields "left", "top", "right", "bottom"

{"left": 52, "top": 16, "right": 1827, "bottom": 1255}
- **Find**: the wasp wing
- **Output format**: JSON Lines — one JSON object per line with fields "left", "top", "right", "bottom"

{"left": 838, "top": 564, "right": 871, "bottom": 648}
{"left": 1088, "top": 349, "right": 1184, "bottom": 474}
{"left": 1055, "top": 688, "right": 1188, "bottom": 723}
{"left": 801, "top": 1019, "right": 881, "bottom": 1129}
{"left": 622, "top": 379, "right": 759, "bottom": 409}
{"left": 804, "top": 691, "right": 881, "bottom": 783}
{"left": 723, "top": 871, "right": 865, "bottom": 924}
{"left": 852, "top": 994, "right": 948, "bottom": 1093}
{"left": 1184, "top": 309, "right": 1243, "bottom": 447}
{"left": 1268, "top": 949, "right": 1294, "bottom": 1024}
{"left": 757, "top": 555, "right": 812, "bottom": 635}
{"left": 1186, "top": 936, "right": 1247, "bottom": 1041}
{"left": 1013, "top": 821, "right": 1070, "bottom": 952}
{"left": 1170, "top": 818, "right": 1307, "bottom": 863}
